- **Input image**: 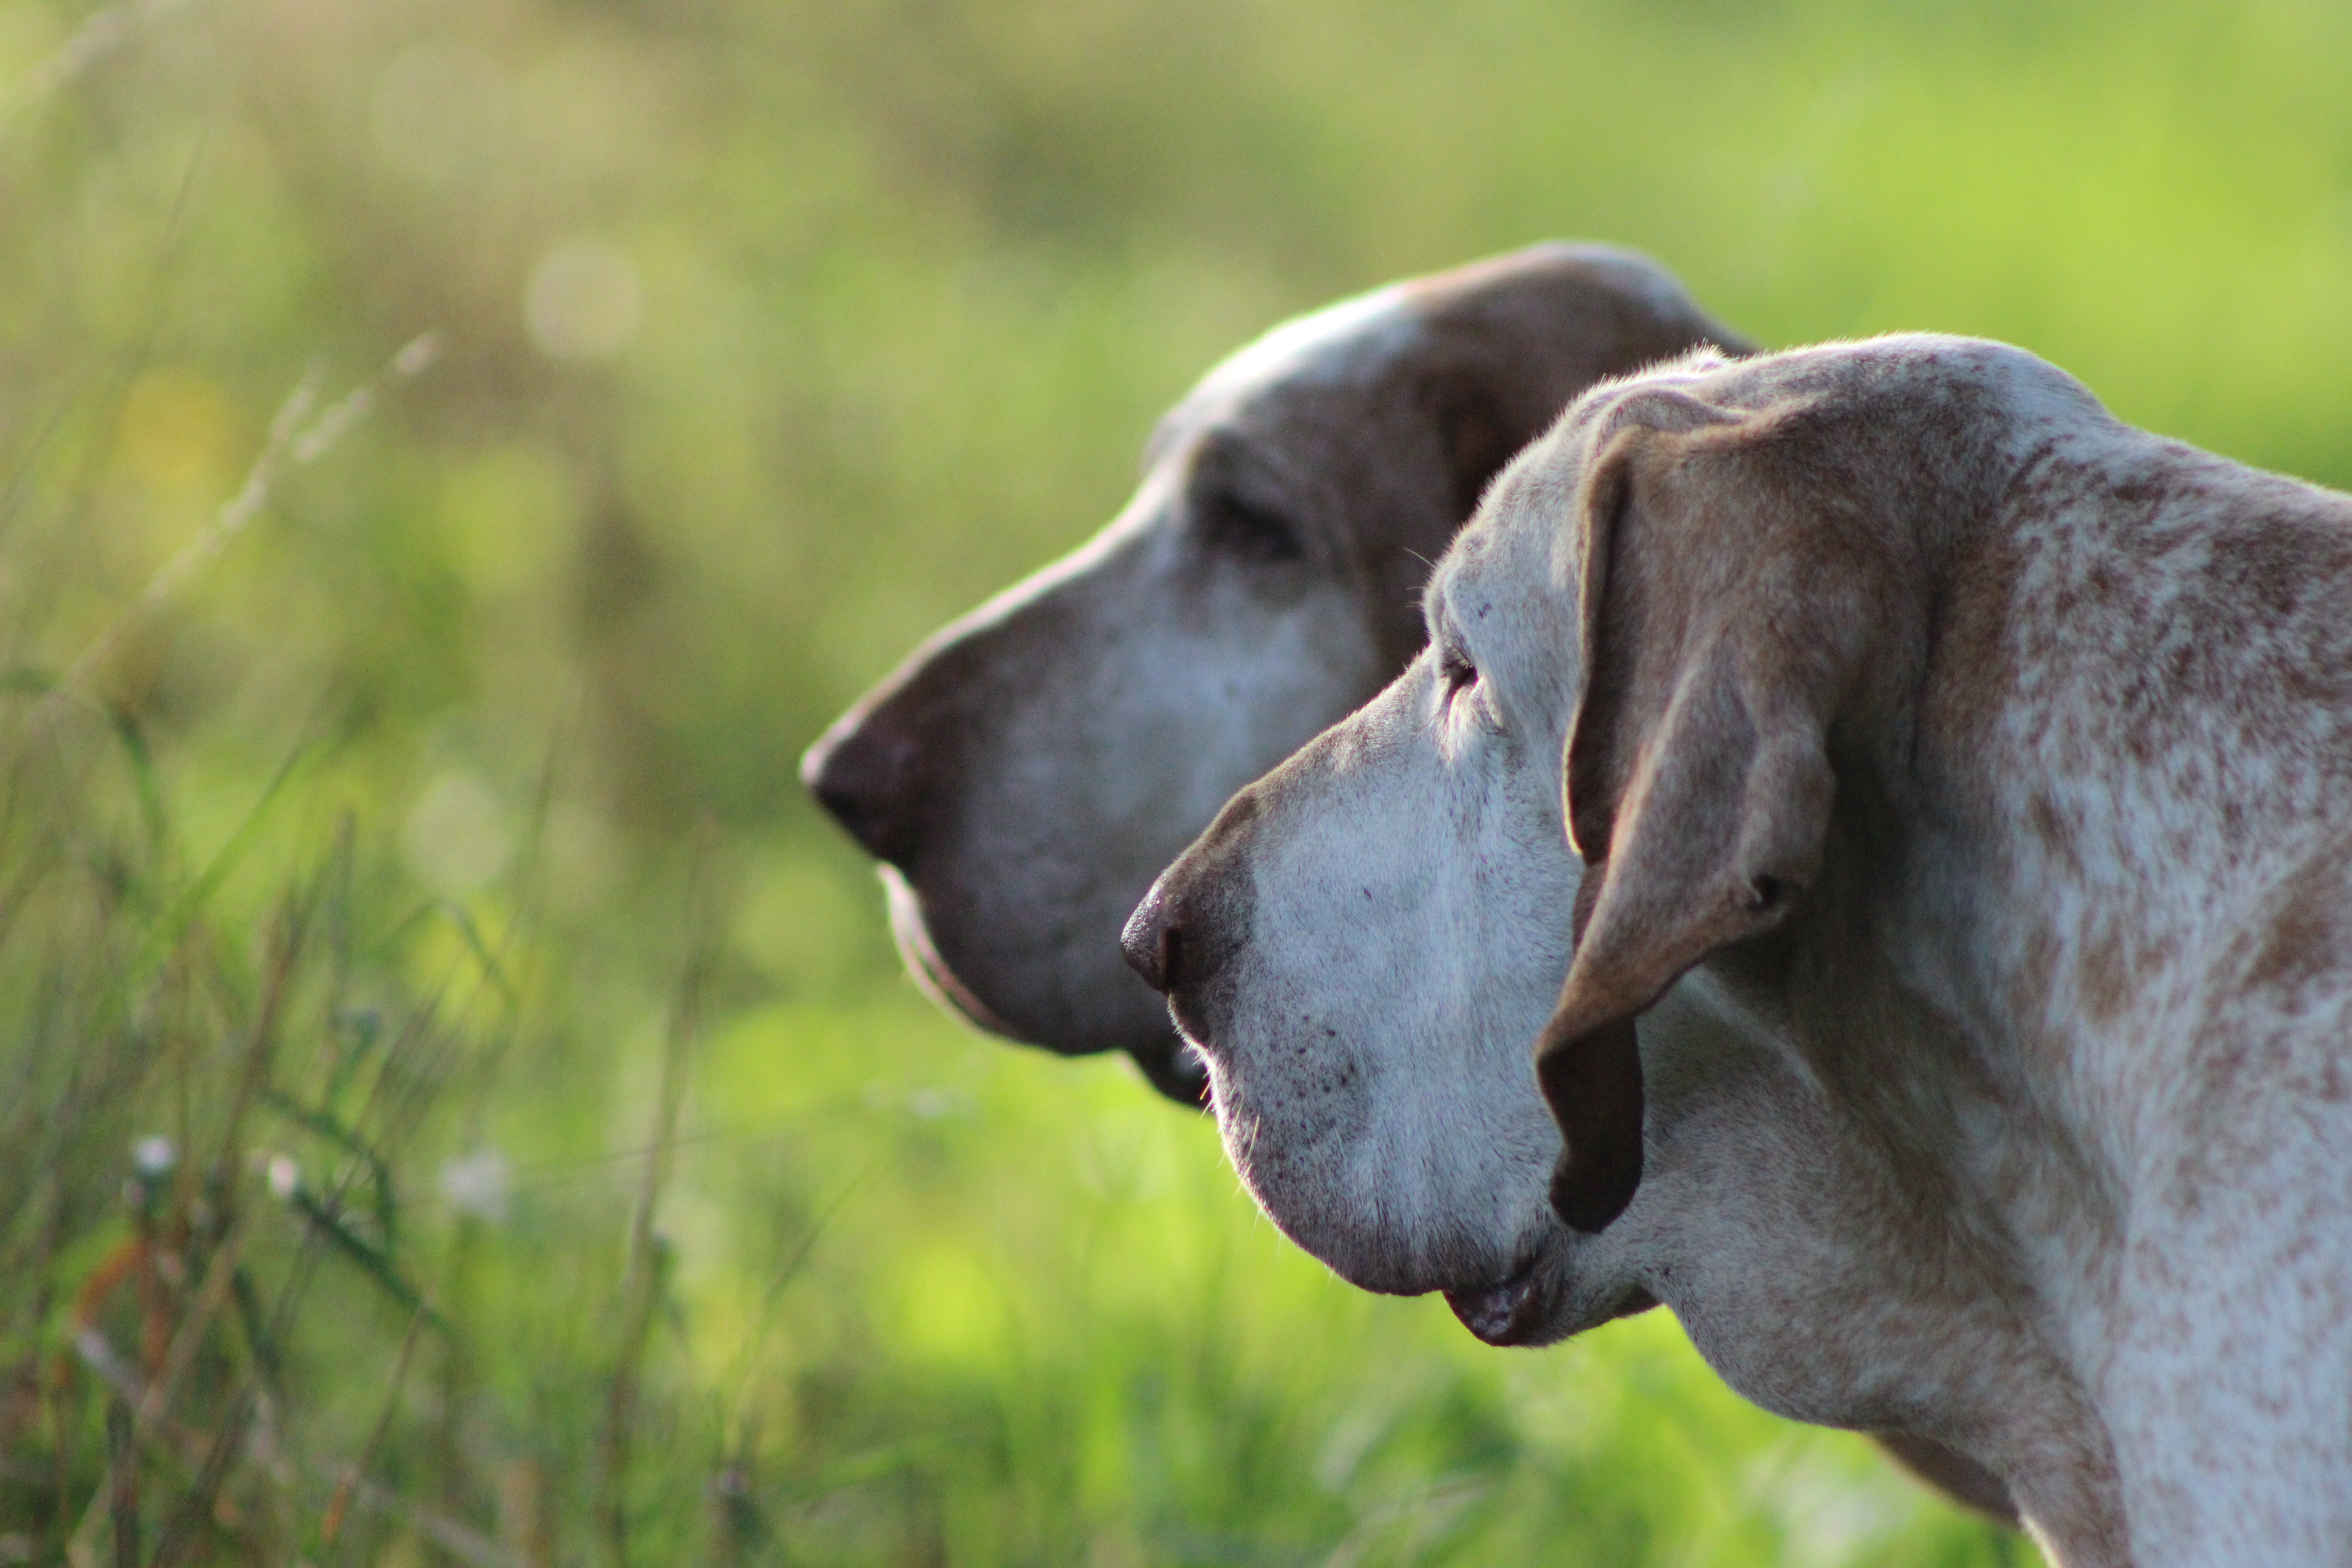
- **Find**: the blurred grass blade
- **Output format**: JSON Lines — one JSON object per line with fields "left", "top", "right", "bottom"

{"left": 260, "top": 1088, "right": 397, "bottom": 1243}
{"left": 599, "top": 826, "right": 714, "bottom": 1568}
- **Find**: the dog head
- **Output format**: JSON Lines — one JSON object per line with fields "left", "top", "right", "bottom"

{"left": 1113, "top": 356, "right": 1681, "bottom": 1323}
{"left": 1122, "top": 336, "right": 2066, "bottom": 1323}
{"left": 804, "top": 245, "right": 1745, "bottom": 1103}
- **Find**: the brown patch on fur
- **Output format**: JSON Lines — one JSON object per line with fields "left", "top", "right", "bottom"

{"left": 2078, "top": 924, "right": 2133, "bottom": 1026}
{"left": 2239, "top": 861, "right": 2345, "bottom": 1012}
{"left": 2027, "top": 794, "right": 2084, "bottom": 880}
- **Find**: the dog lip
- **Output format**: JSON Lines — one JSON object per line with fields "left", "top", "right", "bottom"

{"left": 1162, "top": 992, "right": 1226, "bottom": 1063}
{"left": 879, "top": 867, "right": 1027, "bottom": 1039}
{"left": 1442, "top": 1262, "right": 1549, "bottom": 1347}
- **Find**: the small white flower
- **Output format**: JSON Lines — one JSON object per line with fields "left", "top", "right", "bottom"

{"left": 439, "top": 1149, "right": 510, "bottom": 1223}
{"left": 132, "top": 1136, "right": 176, "bottom": 1179}
{"left": 267, "top": 1153, "right": 301, "bottom": 1202}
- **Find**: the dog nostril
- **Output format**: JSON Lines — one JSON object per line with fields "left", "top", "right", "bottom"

{"left": 1121, "top": 886, "right": 1181, "bottom": 993}
{"left": 1157, "top": 926, "right": 1184, "bottom": 992}
{"left": 1123, "top": 876, "right": 1233, "bottom": 997}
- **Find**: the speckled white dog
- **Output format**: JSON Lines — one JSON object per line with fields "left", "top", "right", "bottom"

{"left": 1128, "top": 334, "right": 2352, "bottom": 1567}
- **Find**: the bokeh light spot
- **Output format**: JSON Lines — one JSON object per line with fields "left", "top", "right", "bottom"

{"left": 404, "top": 769, "right": 514, "bottom": 896}
{"left": 525, "top": 240, "right": 643, "bottom": 362}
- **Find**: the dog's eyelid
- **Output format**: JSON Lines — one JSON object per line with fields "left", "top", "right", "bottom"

{"left": 1437, "top": 639, "right": 1478, "bottom": 695}
{"left": 1423, "top": 594, "right": 1473, "bottom": 687}
{"left": 1190, "top": 482, "right": 1306, "bottom": 565}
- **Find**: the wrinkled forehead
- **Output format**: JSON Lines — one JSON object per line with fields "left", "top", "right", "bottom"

{"left": 1145, "top": 284, "right": 1422, "bottom": 464}
{"left": 1427, "top": 477, "right": 1553, "bottom": 625}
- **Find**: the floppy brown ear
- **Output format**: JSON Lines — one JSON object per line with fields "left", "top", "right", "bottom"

{"left": 1408, "top": 244, "right": 1753, "bottom": 529}
{"left": 1426, "top": 373, "right": 1528, "bottom": 525}
{"left": 1537, "top": 392, "right": 1850, "bottom": 1232}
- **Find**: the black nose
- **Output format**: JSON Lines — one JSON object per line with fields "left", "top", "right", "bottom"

{"left": 1123, "top": 875, "right": 1235, "bottom": 996}
{"left": 1124, "top": 791, "right": 1259, "bottom": 997}
{"left": 800, "top": 713, "right": 921, "bottom": 866}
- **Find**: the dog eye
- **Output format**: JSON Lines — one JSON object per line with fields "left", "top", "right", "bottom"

{"left": 1193, "top": 489, "right": 1305, "bottom": 564}
{"left": 1439, "top": 647, "right": 1478, "bottom": 696}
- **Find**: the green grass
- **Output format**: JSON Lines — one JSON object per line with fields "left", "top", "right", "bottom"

{"left": 6, "top": 0, "right": 2352, "bottom": 1559}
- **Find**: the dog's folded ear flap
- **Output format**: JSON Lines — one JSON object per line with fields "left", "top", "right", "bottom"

{"left": 1536, "top": 389, "right": 1843, "bottom": 1232}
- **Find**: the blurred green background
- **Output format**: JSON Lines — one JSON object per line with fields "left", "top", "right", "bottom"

{"left": 4, "top": 0, "right": 2348, "bottom": 1562}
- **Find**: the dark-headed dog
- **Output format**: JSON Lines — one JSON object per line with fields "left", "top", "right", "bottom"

{"left": 804, "top": 245, "right": 1742, "bottom": 1104}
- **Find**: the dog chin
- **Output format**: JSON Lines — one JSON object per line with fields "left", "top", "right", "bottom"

{"left": 1441, "top": 1247, "right": 1658, "bottom": 1348}
{"left": 882, "top": 868, "right": 1211, "bottom": 1106}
